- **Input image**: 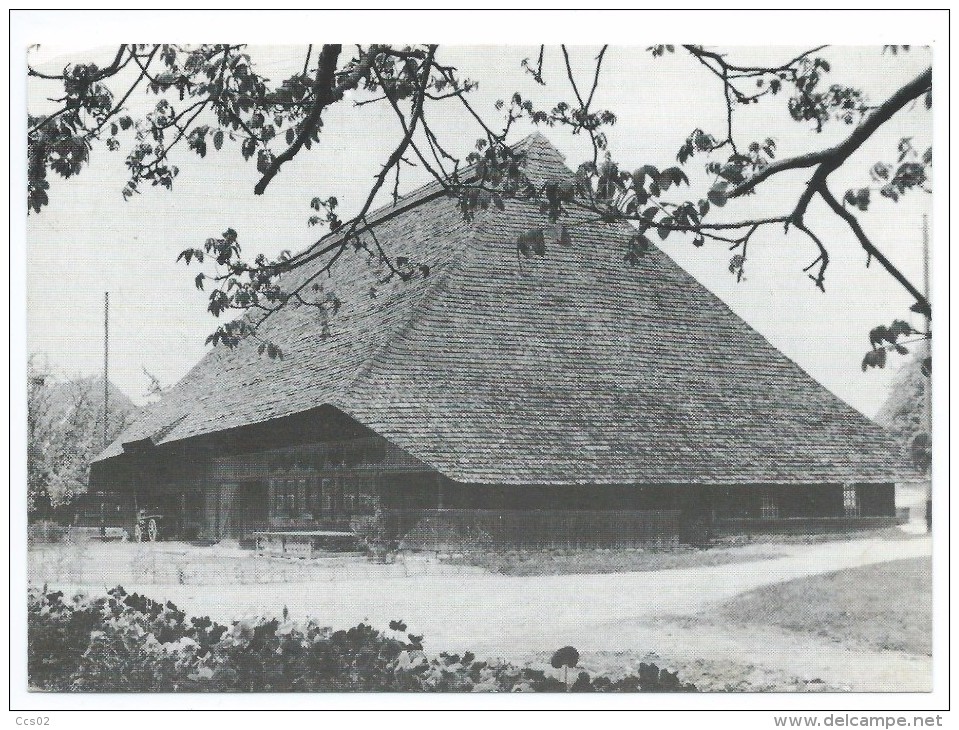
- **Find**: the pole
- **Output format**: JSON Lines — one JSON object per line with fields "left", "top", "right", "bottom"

{"left": 922, "top": 215, "right": 931, "bottom": 532}
{"left": 103, "top": 292, "right": 109, "bottom": 449}
{"left": 922, "top": 214, "right": 931, "bottom": 432}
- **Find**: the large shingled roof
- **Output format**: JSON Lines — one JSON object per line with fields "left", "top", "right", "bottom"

{"left": 96, "top": 135, "right": 896, "bottom": 485}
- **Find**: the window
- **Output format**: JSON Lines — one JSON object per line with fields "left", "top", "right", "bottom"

{"left": 287, "top": 480, "right": 296, "bottom": 515}
{"left": 843, "top": 485, "right": 860, "bottom": 517}
{"left": 271, "top": 479, "right": 297, "bottom": 520}
{"left": 342, "top": 475, "right": 357, "bottom": 512}
{"left": 321, "top": 478, "right": 334, "bottom": 512}
{"left": 760, "top": 493, "right": 779, "bottom": 519}
{"left": 296, "top": 479, "right": 310, "bottom": 520}
{"left": 272, "top": 481, "right": 285, "bottom": 518}
{"left": 308, "top": 476, "right": 322, "bottom": 516}
{"left": 359, "top": 480, "right": 378, "bottom": 512}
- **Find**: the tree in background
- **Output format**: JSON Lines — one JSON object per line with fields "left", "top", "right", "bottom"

{"left": 874, "top": 344, "right": 932, "bottom": 475}
{"left": 27, "top": 356, "right": 138, "bottom": 514}
{"left": 27, "top": 44, "right": 931, "bottom": 366}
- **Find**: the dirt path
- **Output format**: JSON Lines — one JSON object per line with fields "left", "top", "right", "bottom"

{"left": 45, "top": 534, "right": 932, "bottom": 692}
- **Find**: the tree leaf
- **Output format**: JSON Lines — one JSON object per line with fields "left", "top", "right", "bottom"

{"left": 869, "top": 325, "right": 889, "bottom": 348}
{"left": 861, "top": 347, "right": 888, "bottom": 371}
{"left": 256, "top": 148, "right": 273, "bottom": 174}
{"left": 707, "top": 185, "right": 728, "bottom": 208}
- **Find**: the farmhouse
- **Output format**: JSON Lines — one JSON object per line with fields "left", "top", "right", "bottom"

{"left": 89, "top": 135, "right": 899, "bottom": 546}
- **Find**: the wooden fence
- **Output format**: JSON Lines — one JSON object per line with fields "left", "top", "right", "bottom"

{"left": 383, "top": 509, "right": 681, "bottom": 550}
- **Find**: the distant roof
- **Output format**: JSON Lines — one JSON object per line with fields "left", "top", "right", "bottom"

{"left": 95, "top": 134, "right": 897, "bottom": 485}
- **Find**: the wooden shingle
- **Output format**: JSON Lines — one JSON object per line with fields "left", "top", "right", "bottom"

{"left": 95, "top": 135, "right": 897, "bottom": 486}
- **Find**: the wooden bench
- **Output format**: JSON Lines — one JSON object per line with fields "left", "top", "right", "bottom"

{"left": 253, "top": 530, "right": 357, "bottom": 559}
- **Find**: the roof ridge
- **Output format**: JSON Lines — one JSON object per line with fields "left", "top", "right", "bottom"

{"left": 294, "top": 133, "right": 562, "bottom": 262}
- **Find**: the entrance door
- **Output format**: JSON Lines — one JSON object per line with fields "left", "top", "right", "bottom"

{"left": 234, "top": 481, "right": 269, "bottom": 538}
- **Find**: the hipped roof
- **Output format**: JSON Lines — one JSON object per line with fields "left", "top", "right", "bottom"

{"left": 95, "top": 135, "right": 896, "bottom": 485}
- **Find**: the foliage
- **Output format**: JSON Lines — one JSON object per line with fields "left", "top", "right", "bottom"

{"left": 441, "top": 545, "right": 778, "bottom": 576}
{"left": 27, "top": 521, "right": 72, "bottom": 545}
{"left": 874, "top": 345, "right": 932, "bottom": 473}
{"left": 28, "top": 586, "right": 698, "bottom": 693}
{"left": 845, "top": 138, "right": 932, "bottom": 210}
{"left": 350, "top": 508, "right": 395, "bottom": 561}
{"left": 550, "top": 645, "right": 580, "bottom": 669}
{"left": 27, "top": 357, "right": 137, "bottom": 512}
{"left": 861, "top": 319, "right": 930, "bottom": 374}
{"left": 28, "top": 44, "right": 931, "bottom": 367}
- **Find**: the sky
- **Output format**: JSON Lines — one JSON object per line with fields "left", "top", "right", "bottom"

{"left": 25, "top": 41, "right": 933, "bottom": 417}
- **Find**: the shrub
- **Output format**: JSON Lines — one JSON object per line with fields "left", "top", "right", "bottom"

{"left": 27, "top": 521, "right": 72, "bottom": 546}
{"left": 351, "top": 509, "right": 395, "bottom": 561}
{"left": 28, "top": 587, "right": 698, "bottom": 693}
{"left": 28, "top": 588, "right": 104, "bottom": 690}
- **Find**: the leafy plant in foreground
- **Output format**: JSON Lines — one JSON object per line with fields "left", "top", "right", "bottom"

{"left": 28, "top": 586, "right": 698, "bottom": 693}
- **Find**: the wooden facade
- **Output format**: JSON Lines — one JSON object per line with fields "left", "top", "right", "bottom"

{"left": 206, "top": 435, "right": 437, "bottom": 539}
{"left": 90, "top": 405, "right": 897, "bottom": 545}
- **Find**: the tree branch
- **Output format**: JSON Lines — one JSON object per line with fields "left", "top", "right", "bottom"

{"left": 253, "top": 44, "right": 343, "bottom": 195}
{"left": 730, "top": 67, "right": 931, "bottom": 200}
{"left": 794, "top": 220, "right": 829, "bottom": 291}
{"left": 818, "top": 183, "right": 930, "bottom": 316}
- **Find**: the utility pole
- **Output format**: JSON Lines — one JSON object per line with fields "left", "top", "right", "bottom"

{"left": 103, "top": 292, "right": 109, "bottom": 449}
{"left": 922, "top": 215, "right": 931, "bottom": 533}
{"left": 922, "top": 214, "right": 930, "bottom": 427}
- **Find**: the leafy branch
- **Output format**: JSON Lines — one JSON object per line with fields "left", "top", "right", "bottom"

{"left": 29, "top": 44, "right": 932, "bottom": 368}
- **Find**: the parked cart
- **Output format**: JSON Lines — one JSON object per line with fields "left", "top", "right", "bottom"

{"left": 132, "top": 508, "right": 163, "bottom": 542}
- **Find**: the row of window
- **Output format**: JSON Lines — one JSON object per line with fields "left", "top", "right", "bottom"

{"left": 270, "top": 475, "right": 379, "bottom": 521}
{"left": 760, "top": 486, "right": 860, "bottom": 519}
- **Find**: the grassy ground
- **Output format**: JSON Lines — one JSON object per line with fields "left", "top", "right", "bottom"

{"left": 713, "top": 556, "right": 932, "bottom": 656}
{"left": 711, "top": 525, "right": 925, "bottom": 547}
{"left": 28, "top": 537, "right": 782, "bottom": 584}
{"left": 438, "top": 526, "right": 927, "bottom": 576}
{"left": 28, "top": 538, "right": 382, "bottom": 587}
{"left": 567, "top": 649, "right": 846, "bottom": 692}
{"left": 28, "top": 533, "right": 932, "bottom": 692}
{"left": 440, "top": 545, "right": 782, "bottom": 576}
{"left": 28, "top": 528, "right": 922, "bottom": 583}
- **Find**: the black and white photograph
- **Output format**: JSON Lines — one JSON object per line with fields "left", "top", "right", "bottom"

{"left": 10, "top": 8, "right": 949, "bottom": 718}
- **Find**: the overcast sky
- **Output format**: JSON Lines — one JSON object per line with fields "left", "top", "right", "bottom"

{"left": 25, "top": 41, "right": 932, "bottom": 417}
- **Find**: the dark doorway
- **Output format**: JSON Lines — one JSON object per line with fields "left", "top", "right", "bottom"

{"left": 234, "top": 481, "right": 269, "bottom": 539}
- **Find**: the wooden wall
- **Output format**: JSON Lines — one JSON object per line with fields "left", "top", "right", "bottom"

{"left": 91, "top": 405, "right": 898, "bottom": 542}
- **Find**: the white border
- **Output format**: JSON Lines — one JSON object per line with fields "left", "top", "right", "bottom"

{"left": 7, "top": 6, "right": 952, "bottom": 722}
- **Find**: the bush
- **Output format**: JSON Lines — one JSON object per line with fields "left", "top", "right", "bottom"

{"left": 28, "top": 587, "right": 226, "bottom": 691}
{"left": 351, "top": 509, "right": 396, "bottom": 561}
{"left": 397, "top": 518, "right": 494, "bottom": 553}
{"left": 28, "top": 587, "right": 698, "bottom": 693}
{"left": 28, "top": 589, "right": 103, "bottom": 690}
{"left": 27, "top": 521, "right": 72, "bottom": 546}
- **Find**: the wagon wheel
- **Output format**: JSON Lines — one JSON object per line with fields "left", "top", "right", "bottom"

{"left": 147, "top": 518, "right": 158, "bottom": 542}
{"left": 133, "top": 521, "right": 144, "bottom": 542}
